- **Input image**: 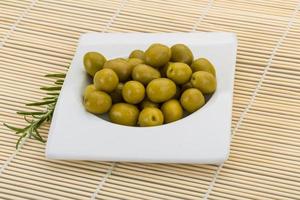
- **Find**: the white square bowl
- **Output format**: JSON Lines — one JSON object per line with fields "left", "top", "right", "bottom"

{"left": 46, "top": 32, "right": 237, "bottom": 164}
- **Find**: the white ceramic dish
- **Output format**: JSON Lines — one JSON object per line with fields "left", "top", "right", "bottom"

{"left": 46, "top": 32, "right": 237, "bottom": 164}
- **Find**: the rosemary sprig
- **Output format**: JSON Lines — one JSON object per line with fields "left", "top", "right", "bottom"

{"left": 3, "top": 72, "right": 66, "bottom": 149}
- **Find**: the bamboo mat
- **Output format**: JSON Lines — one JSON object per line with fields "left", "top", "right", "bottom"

{"left": 1, "top": 0, "right": 300, "bottom": 199}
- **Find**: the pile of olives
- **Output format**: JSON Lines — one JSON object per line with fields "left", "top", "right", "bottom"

{"left": 83, "top": 43, "right": 217, "bottom": 127}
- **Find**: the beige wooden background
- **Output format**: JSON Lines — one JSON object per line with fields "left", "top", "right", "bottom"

{"left": 1, "top": 0, "right": 300, "bottom": 199}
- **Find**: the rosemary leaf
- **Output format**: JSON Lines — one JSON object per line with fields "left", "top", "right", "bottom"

{"left": 31, "top": 134, "right": 43, "bottom": 142}
{"left": 34, "top": 129, "right": 45, "bottom": 143}
{"left": 55, "top": 79, "right": 64, "bottom": 83}
{"left": 45, "top": 73, "right": 66, "bottom": 78}
{"left": 46, "top": 92, "right": 60, "bottom": 96}
{"left": 24, "top": 116, "right": 33, "bottom": 123}
{"left": 35, "top": 117, "right": 47, "bottom": 128}
{"left": 17, "top": 111, "right": 46, "bottom": 115}
{"left": 43, "top": 96, "right": 57, "bottom": 100}
{"left": 26, "top": 100, "right": 56, "bottom": 106}
{"left": 3, "top": 123, "right": 24, "bottom": 132}
{"left": 40, "top": 86, "right": 62, "bottom": 91}
{"left": 32, "top": 115, "right": 42, "bottom": 119}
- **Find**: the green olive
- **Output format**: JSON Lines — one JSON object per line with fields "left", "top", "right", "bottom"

{"left": 128, "top": 58, "right": 144, "bottom": 68}
{"left": 161, "top": 99, "right": 183, "bottom": 123}
{"left": 103, "top": 58, "right": 132, "bottom": 81}
{"left": 84, "top": 91, "right": 112, "bottom": 114}
{"left": 140, "top": 98, "right": 159, "bottom": 110}
{"left": 83, "top": 52, "right": 106, "bottom": 77}
{"left": 166, "top": 62, "right": 192, "bottom": 85}
{"left": 170, "top": 44, "right": 193, "bottom": 65}
{"left": 84, "top": 84, "right": 97, "bottom": 99}
{"left": 146, "top": 78, "right": 176, "bottom": 103}
{"left": 138, "top": 107, "right": 164, "bottom": 127}
{"left": 109, "top": 103, "right": 139, "bottom": 126}
{"left": 110, "top": 82, "right": 124, "bottom": 103}
{"left": 191, "top": 58, "right": 216, "bottom": 76}
{"left": 129, "top": 49, "right": 145, "bottom": 60}
{"left": 93, "top": 68, "right": 119, "bottom": 93}
{"left": 122, "top": 81, "right": 145, "bottom": 104}
{"left": 180, "top": 88, "right": 205, "bottom": 113}
{"left": 145, "top": 43, "right": 171, "bottom": 68}
{"left": 191, "top": 71, "right": 216, "bottom": 94}
{"left": 132, "top": 64, "right": 161, "bottom": 85}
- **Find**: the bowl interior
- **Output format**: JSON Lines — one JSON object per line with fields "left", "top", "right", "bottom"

{"left": 81, "top": 50, "right": 217, "bottom": 125}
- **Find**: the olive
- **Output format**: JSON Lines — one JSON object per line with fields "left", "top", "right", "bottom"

{"left": 103, "top": 58, "right": 132, "bottom": 81}
{"left": 166, "top": 62, "right": 192, "bottom": 85}
{"left": 161, "top": 99, "right": 183, "bottom": 123}
{"left": 146, "top": 78, "right": 176, "bottom": 103}
{"left": 122, "top": 81, "right": 145, "bottom": 104}
{"left": 129, "top": 49, "right": 145, "bottom": 60}
{"left": 138, "top": 107, "right": 164, "bottom": 127}
{"left": 83, "top": 52, "right": 106, "bottom": 76}
{"left": 191, "top": 71, "right": 216, "bottom": 94}
{"left": 140, "top": 98, "right": 159, "bottom": 110}
{"left": 191, "top": 58, "right": 216, "bottom": 76}
{"left": 84, "top": 91, "right": 112, "bottom": 114}
{"left": 128, "top": 58, "right": 144, "bottom": 68}
{"left": 132, "top": 64, "right": 161, "bottom": 85}
{"left": 170, "top": 44, "right": 193, "bottom": 65}
{"left": 180, "top": 88, "right": 205, "bottom": 113}
{"left": 109, "top": 103, "right": 139, "bottom": 126}
{"left": 110, "top": 82, "right": 124, "bottom": 103}
{"left": 145, "top": 43, "right": 171, "bottom": 68}
{"left": 84, "top": 84, "right": 97, "bottom": 99}
{"left": 93, "top": 68, "right": 119, "bottom": 93}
